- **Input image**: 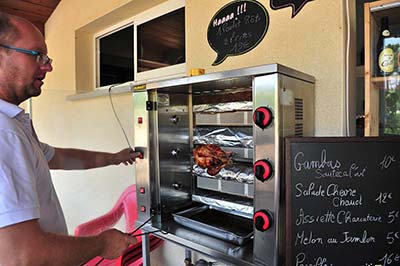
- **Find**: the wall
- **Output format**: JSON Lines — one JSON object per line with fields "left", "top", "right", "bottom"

{"left": 34, "top": 0, "right": 355, "bottom": 265}
{"left": 186, "top": 0, "right": 353, "bottom": 136}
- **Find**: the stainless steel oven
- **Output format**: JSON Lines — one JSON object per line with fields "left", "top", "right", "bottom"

{"left": 133, "top": 64, "right": 315, "bottom": 266}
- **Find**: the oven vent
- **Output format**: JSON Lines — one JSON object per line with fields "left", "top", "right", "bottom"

{"left": 295, "top": 123, "right": 303, "bottom": 136}
{"left": 295, "top": 98, "right": 303, "bottom": 120}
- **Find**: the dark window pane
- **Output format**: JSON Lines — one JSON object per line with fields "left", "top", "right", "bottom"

{"left": 137, "top": 8, "right": 185, "bottom": 72}
{"left": 99, "top": 25, "right": 134, "bottom": 87}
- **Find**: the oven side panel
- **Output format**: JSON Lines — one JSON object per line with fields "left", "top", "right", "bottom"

{"left": 133, "top": 90, "right": 159, "bottom": 224}
{"left": 253, "top": 73, "right": 315, "bottom": 266}
{"left": 253, "top": 74, "right": 279, "bottom": 266}
{"left": 278, "top": 74, "right": 315, "bottom": 266}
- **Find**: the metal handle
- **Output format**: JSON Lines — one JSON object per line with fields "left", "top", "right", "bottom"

{"left": 172, "top": 182, "right": 183, "bottom": 190}
{"left": 170, "top": 115, "right": 180, "bottom": 124}
{"left": 170, "top": 148, "right": 181, "bottom": 157}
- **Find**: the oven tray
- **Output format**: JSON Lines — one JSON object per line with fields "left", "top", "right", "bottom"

{"left": 172, "top": 205, "right": 254, "bottom": 246}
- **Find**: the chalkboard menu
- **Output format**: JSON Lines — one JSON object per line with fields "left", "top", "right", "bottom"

{"left": 207, "top": 0, "right": 269, "bottom": 66}
{"left": 285, "top": 137, "right": 400, "bottom": 266}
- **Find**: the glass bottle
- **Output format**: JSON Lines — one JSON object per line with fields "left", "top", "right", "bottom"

{"left": 377, "top": 17, "right": 394, "bottom": 76}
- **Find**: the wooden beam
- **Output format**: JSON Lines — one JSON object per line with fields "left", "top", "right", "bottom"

{"left": 22, "top": 0, "right": 60, "bottom": 9}
{"left": 0, "top": 6, "right": 47, "bottom": 24}
{"left": 0, "top": 0, "right": 54, "bottom": 17}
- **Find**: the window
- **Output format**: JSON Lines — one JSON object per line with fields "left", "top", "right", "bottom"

{"left": 93, "top": 0, "right": 185, "bottom": 88}
{"left": 97, "top": 24, "right": 134, "bottom": 87}
{"left": 134, "top": 0, "right": 186, "bottom": 81}
{"left": 137, "top": 8, "right": 185, "bottom": 73}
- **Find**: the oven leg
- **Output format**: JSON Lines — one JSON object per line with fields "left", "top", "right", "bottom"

{"left": 142, "top": 234, "right": 151, "bottom": 266}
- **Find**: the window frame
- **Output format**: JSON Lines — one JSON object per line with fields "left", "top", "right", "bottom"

{"left": 93, "top": 0, "right": 186, "bottom": 89}
{"left": 94, "top": 18, "right": 135, "bottom": 89}
{"left": 134, "top": 0, "right": 186, "bottom": 82}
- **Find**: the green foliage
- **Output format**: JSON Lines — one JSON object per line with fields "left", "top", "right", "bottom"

{"left": 383, "top": 86, "right": 400, "bottom": 135}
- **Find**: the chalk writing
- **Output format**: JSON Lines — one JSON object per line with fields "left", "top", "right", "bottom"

{"left": 244, "top": 13, "right": 261, "bottom": 24}
{"left": 295, "top": 231, "right": 323, "bottom": 246}
{"left": 340, "top": 230, "right": 375, "bottom": 244}
{"left": 375, "top": 192, "right": 393, "bottom": 204}
{"left": 387, "top": 210, "right": 400, "bottom": 224}
{"left": 294, "top": 149, "right": 341, "bottom": 171}
{"left": 295, "top": 253, "right": 333, "bottom": 266}
{"left": 216, "top": 19, "right": 241, "bottom": 36}
{"left": 296, "top": 208, "right": 383, "bottom": 225}
{"left": 212, "top": 12, "right": 236, "bottom": 27}
{"left": 379, "top": 253, "right": 400, "bottom": 266}
{"left": 293, "top": 150, "right": 367, "bottom": 179}
{"left": 286, "top": 138, "right": 400, "bottom": 266}
{"left": 208, "top": 0, "right": 268, "bottom": 66}
{"left": 386, "top": 231, "right": 400, "bottom": 245}
{"left": 380, "top": 155, "right": 396, "bottom": 170}
{"left": 295, "top": 182, "right": 358, "bottom": 198}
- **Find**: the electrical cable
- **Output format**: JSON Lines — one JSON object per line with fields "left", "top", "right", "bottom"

{"left": 108, "top": 85, "right": 132, "bottom": 149}
{"left": 91, "top": 215, "right": 163, "bottom": 266}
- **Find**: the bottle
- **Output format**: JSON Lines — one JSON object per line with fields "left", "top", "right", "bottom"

{"left": 377, "top": 17, "right": 394, "bottom": 76}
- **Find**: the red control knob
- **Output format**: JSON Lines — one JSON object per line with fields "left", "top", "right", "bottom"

{"left": 253, "top": 107, "right": 274, "bottom": 129}
{"left": 253, "top": 210, "right": 272, "bottom": 232}
{"left": 253, "top": 159, "right": 274, "bottom": 182}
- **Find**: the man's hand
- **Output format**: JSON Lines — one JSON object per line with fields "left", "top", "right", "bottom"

{"left": 0, "top": 220, "right": 138, "bottom": 266}
{"left": 98, "top": 229, "right": 138, "bottom": 259}
{"left": 113, "top": 148, "right": 142, "bottom": 166}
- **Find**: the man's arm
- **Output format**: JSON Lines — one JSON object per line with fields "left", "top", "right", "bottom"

{"left": 48, "top": 147, "right": 140, "bottom": 170}
{"left": 0, "top": 220, "right": 137, "bottom": 266}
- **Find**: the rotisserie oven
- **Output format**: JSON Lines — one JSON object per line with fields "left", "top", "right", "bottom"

{"left": 133, "top": 64, "right": 315, "bottom": 266}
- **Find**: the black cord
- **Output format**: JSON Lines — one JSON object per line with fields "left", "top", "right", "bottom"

{"left": 108, "top": 84, "right": 132, "bottom": 150}
{"left": 90, "top": 215, "right": 156, "bottom": 266}
{"left": 130, "top": 229, "right": 168, "bottom": 237}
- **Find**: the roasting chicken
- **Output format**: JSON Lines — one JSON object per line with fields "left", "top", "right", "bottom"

{"left": 193, "top": 144, "right": 233, "bottom": 176}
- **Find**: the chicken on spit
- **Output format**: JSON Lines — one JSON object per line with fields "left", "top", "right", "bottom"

{"left": 193, "top": 144, "right": 233, "bottom": 176}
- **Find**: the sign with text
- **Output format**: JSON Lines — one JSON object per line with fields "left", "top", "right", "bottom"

{"left": 270, "top": 0, "right": 313, "bottom": 18}
{"left": 207, "top": 0, "right": 269, "bottom": 66}
{"left": 285, "top": 137, "right": 400, "bottom": 266}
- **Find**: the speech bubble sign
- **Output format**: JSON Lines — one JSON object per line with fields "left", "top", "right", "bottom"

{"left": 270, "top": 0, "right": 313, "bottom": 18}
{"left": 207, "top": 0, "right": 269, "bottom": 66}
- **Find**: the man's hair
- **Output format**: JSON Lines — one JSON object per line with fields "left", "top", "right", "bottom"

{"left": 0, "top": 12, "right": 20, "bottom": 46}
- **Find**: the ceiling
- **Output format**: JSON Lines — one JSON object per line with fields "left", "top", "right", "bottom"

{"left": 0, "top": 0, "right": 61, "bottom": 36}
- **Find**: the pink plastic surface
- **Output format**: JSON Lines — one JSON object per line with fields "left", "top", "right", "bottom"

{"left": 74, "top": 185, "right": 163, "bottom": 266}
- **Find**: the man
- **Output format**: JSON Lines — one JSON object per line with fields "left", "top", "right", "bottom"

{"left": 0, "top": 12, "right": 139, "bottom": 266}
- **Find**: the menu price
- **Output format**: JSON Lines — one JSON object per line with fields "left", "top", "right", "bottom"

{"left": 285, "top": 137, "right": 400, "bottom": 266}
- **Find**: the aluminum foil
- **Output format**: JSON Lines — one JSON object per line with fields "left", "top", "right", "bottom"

{"left": 193, "top": 164, "right": 254, "bottom": 184}
{"left": 194, "top": 127, "right": 253, "bottom": 148}
{"left": 191, "top": 195, "right": 254, "bottom": 217}
{"left": 193, "top": 101, "right": 252, "bottom": 113}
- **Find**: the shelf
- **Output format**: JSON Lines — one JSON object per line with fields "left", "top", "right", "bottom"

{"left": 371, "top": 74, "right": 400, "bottom": 83}
{"left": 370, "top": 74, "right": 400, "bottom": 89}
{"left": 66, "top": 83, "right": 133, "bottom": 101}
{"left": 364, "top": 0, "right": 400, "bottom": 136}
